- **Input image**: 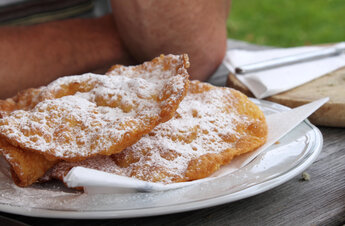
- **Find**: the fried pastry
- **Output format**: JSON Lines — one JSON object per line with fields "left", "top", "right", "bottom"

{"left": 0, "top": 54, "right": 190, "bottom": 187}
{"left": 46, "top": 80, "right": 268, "bottom": 185}
{"left": 0, "top": 54, "right": 190, "bottom": 162}
{"left": 0, "top": 138, "right": 57, "bottom": 187}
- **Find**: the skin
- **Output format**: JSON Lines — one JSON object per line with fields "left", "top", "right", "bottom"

{"left": 0, "top": 15, "right": 132, "bottom": 98}
{"left": 111, "top": 0, "right": 231, "bottom": 82}
{"left": 0, "top": 0, "right": 231, "bottom": 99}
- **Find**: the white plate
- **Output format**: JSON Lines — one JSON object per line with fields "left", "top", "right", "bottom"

{"left": 0, "top": 99, "right": 323, "bottom": 219}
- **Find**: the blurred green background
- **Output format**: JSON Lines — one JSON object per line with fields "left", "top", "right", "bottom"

{"left": 226, "top": 0, "right": 345, "bottom": 47}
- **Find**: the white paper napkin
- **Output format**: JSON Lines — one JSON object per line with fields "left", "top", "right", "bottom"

{"left": 223, "top": 42, "right": 345, "bottom": 99}
{"left": 64, "top": 98, "right": 328, "bottom": 194}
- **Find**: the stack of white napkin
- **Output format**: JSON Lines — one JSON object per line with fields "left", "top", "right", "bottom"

{"left": 223, "top": 42, "right": 345, "bottom": 98}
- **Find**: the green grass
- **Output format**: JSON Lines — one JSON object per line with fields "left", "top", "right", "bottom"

{"left": 227, "top": 0, "right": 345, "bottom": 47}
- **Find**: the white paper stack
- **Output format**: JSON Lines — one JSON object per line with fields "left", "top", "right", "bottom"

{"left": 223, "top": 43, "right": 345, "bottom": 98}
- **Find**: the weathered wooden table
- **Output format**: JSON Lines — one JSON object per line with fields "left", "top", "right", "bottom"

{"left": 1, "top": 40, "right": 344, "bottom": 226}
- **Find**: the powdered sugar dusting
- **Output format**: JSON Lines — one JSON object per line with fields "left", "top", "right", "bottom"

{"left": 49, "top": 81, "right": 266, "bottom": 184}
{"left": 0, "top": 54, "right": 189, "bottom": 161}
{"left": 115, "top": 82, "right": 252, "bottom": 183}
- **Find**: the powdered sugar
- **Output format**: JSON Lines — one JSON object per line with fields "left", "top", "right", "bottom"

{"left": 0, "top": 54, "right": 190, "bottom": 161}
{"left": 116, "top": 82, "right": 251, "bottom": 183}
{"left": 49, "top": 81, "right": 266, "bottom": 184}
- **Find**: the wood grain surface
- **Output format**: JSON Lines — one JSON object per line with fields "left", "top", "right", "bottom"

{"left": 0, "top": 40, "right": 344, "bottom": 226}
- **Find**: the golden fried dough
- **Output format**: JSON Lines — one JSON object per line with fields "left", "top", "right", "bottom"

{"left": 0, "top": 88, "right": 55, "bottom": 187}
{"left": 0, "top": 87, "right": 43, "bottom": 117}
{"left": 0, "top": 138, "right": 57, "bottom": 187}
{"left": 0, "top": 54, "right": 189, "bottom": 187}
{"left": 46, "top": 81, "right": 267, "bottom": 185}
{"left": 0, "top": 54, "right": 190, "bottom": 162}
